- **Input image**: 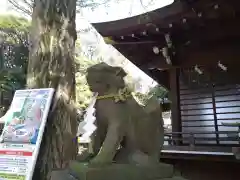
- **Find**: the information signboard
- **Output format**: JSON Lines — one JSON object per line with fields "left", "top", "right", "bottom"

{"left": 0, "top": 88, "right": 54, "bottom": 180}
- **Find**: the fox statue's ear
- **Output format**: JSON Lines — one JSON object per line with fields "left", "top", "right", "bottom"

{"left": 115, "top": 67, "right": 127, "bottom": 78}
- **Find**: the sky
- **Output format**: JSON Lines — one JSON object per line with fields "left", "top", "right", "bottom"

{"left": 0, "top": 0, "right": 8, "bottom": 14}
{"left": 0, "top": 0, "right": 173, "bottom": 22}
{"left": 0, "top": 0, "right": 15, "bottom": 15}
{"left": 0, "top": 0, "right": 173, "bottom": 93}
{"left": 81, "top": 0, "right": 174, "bottom": 23}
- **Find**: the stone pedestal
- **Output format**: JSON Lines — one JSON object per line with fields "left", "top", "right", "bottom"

{"left": 51, "top": 161, "right": 188, "bottom": 180}
{"left": 51, "top": 170, "right": 78, "bottom": 180}
{"left": 60, "top": 161, "right": 188, "bottom": 180}
{"left": 161, "top": 177, "right": 188, "bottom": 180}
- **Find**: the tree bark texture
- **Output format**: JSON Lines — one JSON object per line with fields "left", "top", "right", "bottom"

{"left": 28, "top": 0, "right": 77, "bottom": 179}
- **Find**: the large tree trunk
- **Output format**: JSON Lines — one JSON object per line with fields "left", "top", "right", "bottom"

{"left": 28, "top": 0, "right": 77, "bottom": 179}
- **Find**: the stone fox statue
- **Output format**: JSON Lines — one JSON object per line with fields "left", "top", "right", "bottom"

{"left": 86, "top": 62, "right": 164, "bottom": 165}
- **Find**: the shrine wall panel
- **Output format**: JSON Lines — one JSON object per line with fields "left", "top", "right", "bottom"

{"left": 179, "top": 79, "right": 240, "bottom": 145}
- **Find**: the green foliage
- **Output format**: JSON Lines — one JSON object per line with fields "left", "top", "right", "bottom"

{"left": 75, "top": 40, "right": 100, "bottom": 110}
{"left": 132, "top": 85, "right": 168, "bottom": 106}
{"left": 148, "top": 85, "right": 168, "bottom": 99}
{"left": 0, "top": 68, "right": 24, "bottom": 91}
{"left": 0, "top": 15, "right": 30, "bottom": 110}
{"left": 75, "top": 56, "right": 93, "bottom": 110}
{"left": 0, "top": 15, "right": 29, "bottom": 31}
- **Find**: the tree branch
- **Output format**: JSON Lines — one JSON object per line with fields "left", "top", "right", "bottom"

{"left": 8, "top": 0, "right": 158, "bottom": 17}
{"left": 8, "top": 0, "right": 32, "bottom": 16}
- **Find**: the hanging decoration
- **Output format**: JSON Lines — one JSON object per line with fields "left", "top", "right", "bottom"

{"left": 161, "top": 33, "right": 175, "bottom": 65}
{"left": 194, "top": 65, "right": 203, "bottom": 74}
{"left": 180, "top": 66, "right": 210, "bottom": 90}
{"left": 152, "top": 46, "right": 160, "bottom": 54}
{"left": 165, "top": 33, "right": 172, "bottom": 48}
{"left": 142, "top": 31, "right": 147, "bottom": 35}
{"left": 218, "top": 61, "right": 227, "bottom": 71}
{"left": 161, "top": 47, "right": 172, "bottom": 65}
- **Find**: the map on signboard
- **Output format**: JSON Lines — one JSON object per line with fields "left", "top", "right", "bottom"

{"left": 0, "top": 89, "right": 50, "bottom": 144}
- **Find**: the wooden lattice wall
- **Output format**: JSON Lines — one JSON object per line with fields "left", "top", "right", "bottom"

{"left": 179, "top": 78, "right": 240, "bottom": 145}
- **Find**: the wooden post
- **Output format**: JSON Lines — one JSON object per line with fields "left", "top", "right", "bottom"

{"left": 211, "top": 84, "right": 220, "bottom": 144}
{"left": 169, "top": 68, "right": 182, "bottom": 145}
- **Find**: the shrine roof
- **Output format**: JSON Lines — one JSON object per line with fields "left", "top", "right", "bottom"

{"left": 92, "top": 0, "right": 183, "bottom": 37}
{"left": 92, "top": 0, "right": 240, "bottom": 86}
